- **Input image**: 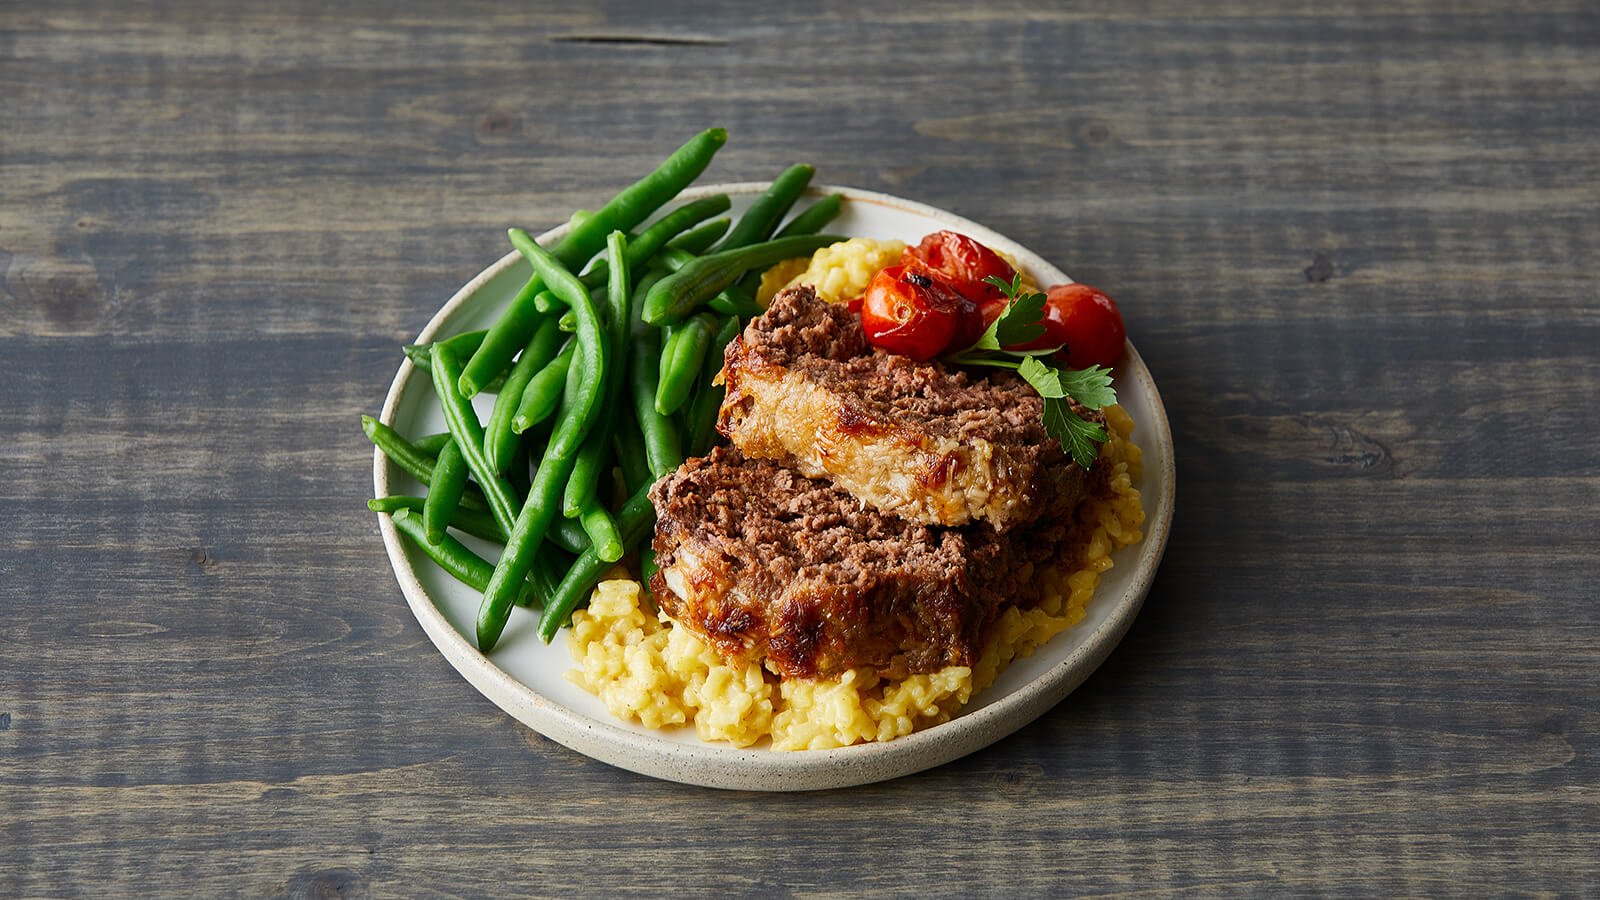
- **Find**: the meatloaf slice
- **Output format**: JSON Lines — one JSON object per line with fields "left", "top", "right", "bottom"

{"left": 647, "top": 446, "right": 1076, "bottom": 681}
{"left": 718, "top": 284, "right": 1100, "bottom": 532}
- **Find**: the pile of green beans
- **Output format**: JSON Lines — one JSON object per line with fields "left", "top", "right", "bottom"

{"left": 362, "top": 128, "right": 846, "bottom": 653}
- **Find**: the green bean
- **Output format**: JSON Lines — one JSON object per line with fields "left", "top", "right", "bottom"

{"left": 629, "top": 329, "right": 683, "bottom": 480}
{"left": 560, "top": 393, "right": 617, "bottom": 515}
{"left": 484, "top": 316, "right": 564, "bottom": 474}
{"left": 363, "top": 415, "right": 440, "bottom": 485}
{"left": 544, "top": 282, "right": 608, "bottom": 323}
{"left": 506, "top": 434, "right": 535, "bottom": 504}
{"left": 625, "top": 195, "right": 729, "bottom": 260}
{"left": 458, "top": 275, "right": 546, "bottom": 398}
{"left": 407, "top": 341, "right": 512, "bottom": 395}
{"left": 422, "top": 438, "right": 469, "bottom": 545}
{"left": 479, "top": 445, "right": 574, "bottom": 648}
{"left": 654, "top": 246, "right": 699, "bottom": 274}
{"left": 655, "top": 312, "right": 717, "bottom": 416}
{"left": 672, "top": 406, "right": 693, "bottom": 450}
{"left": 404, "top": 330, "right": 487, "bottom": 371}
{"left": 577, "top": 498, "right": 624, "bottom": 563}
{"left": 461, "top": 129, "right": 725, "bottom": 400}
{"left": 685, "top": 315, "right": 742, "bottom": 457}
{"left": 777, "top": 192, "right": 844, "bottom": 240}
{"left": 775, "top": 191, "right": 844, "bottom": 239}
{"left": 511, "top": 339, "right": 577, "bottom": 434}
{"left": 507, "top": 229, "right": 609, "bottom": 455}
{"left": 655, "top": 245, "right": 754, "bottom": 319}
{"left": 553, "top": 201, "right": 723, "bottom": 313}
{"left": 563, "top": 231, "right": 633, "bottom": 518}
{"left": 410, "top": 431, "right": 452, "bottom": 457}
{"left": 706, "top": 284, "right": 765, "bottom": 320}
{"left": 611, "top": 404, "right": 652, "bottom": 495}
{"left": 642, "top": 234, "right": 843, "bottom": 326}
{"left": 524, "top": 545, "right": 574, "bottom": 607}
{"left": 537, "top": 483, "right": 656, "bottom": 642}
{"left": 657, "top": 322, "right": 682, "bottom": 384}
{"left": 665, "top": 217, "right": 730, "bottom": 255}
{"left": 532, "top": 290, "right": 563, "bottom": 315}
{"left": 578, "top": 195, "right": 731, "bottom": 289}
{"left": 734, "top": 193, "right": 841, "bottom": 297}
{"left": 485, "top": 372, "right": 511, "bottom": 394}
{"left": 550, "top": 512, "right": 590, "bottom": 556}
{"left": 557, "top": 128, "right": 727, "bottom": 272}
{"left": 361, "top": 417, "right": 492, "bottom": 514}
{"left": 430, "top": 343, "right": 522, "bottom": 537}
{"left": 702, "top": 166, "right": 814, "bottom": 310}
{"left": 713, "top": 164, "right": 814, "bottom": 253}
{"left": 477, "top": 454, "right": 581, "bottom": 650}
{"left": 563, "top": 343, "right": 584, "bottom": 408}
{"left": 368, "top": 495, "right": 507, "bottom": 544}
{"left": 639, "top": 545, "right": 658, "bottom": 599}
{"left": 479, "top": 229, "right": 611, "bottom": 651}
{"left": 622, "top": 267, "right": 682, "bottom": 481}
{"left": 388, "top": 509, "right": 536, "bottom": 607}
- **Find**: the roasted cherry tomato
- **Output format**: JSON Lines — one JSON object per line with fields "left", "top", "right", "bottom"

{"left": 1005, "top": 283, "right": 1126, "bottom": 368}
{"left": 903, "top": 231, "right": 1017, "bottom": 306}
{"left": 859, "top": 265, "right": 964, "bottom": 361}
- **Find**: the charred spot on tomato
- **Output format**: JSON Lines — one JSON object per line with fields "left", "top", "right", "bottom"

{"left": 903, "top": 231, "right": 1017, "bottom": 306}
{"left": 905, "top": 270, "right": 933, "bottom": 289}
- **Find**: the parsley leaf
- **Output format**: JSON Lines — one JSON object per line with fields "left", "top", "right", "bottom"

{"left": 1018, "top": 357, "right": 1116, "bottom": 410}
{"left": 1043, "top": 398, "right": 1109, "bottom": 469}
{"left": 1018, "top": 357, "right": 1116, "bottom": 468}
{"left": 971, "top": 273, "right": 1047, "bottom": 350}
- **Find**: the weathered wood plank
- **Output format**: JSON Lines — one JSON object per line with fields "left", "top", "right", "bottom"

{"left": 2, "top": 0, "right": 1598, "bottom": 896}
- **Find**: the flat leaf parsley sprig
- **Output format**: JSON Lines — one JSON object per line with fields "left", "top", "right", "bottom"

{"left": 942, "top": 274, "right": 1116, "bottom": 468}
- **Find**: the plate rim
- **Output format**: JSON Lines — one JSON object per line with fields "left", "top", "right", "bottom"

{"left": 374, "top": 183, "right": 1176, "bottom": 791}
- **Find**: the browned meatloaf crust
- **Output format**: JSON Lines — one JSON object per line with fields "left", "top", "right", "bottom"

{"left": 648, "top": 446, "right": 1085, "bottom": 680}
{"left": 718, "top": 284, "right": 1101, "bottom": 532}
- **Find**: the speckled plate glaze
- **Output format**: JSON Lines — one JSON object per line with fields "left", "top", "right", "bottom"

{"left": 374, "top": 184, "right": 1175, "bottom": 791}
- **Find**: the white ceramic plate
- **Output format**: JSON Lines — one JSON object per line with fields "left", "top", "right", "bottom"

{"left": 374, "top": 184, "right": 1175, "bottom": 791}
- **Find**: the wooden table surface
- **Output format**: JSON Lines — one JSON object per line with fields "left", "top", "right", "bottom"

{"left": 4, "top": 2, "right": 1597, "bottom": 896}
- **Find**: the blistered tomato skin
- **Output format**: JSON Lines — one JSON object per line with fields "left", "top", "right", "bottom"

{"left": 944, "top": 289, "right": 985, "bottom": 351}
{"left": 859, "top": 265, "right": 962, "bottom": 361}
{"left": 1039, "top": 283, "right": 1126, "bottom": 369}
{"left": 903, "top": 231, "right": 1017, "bottom": 306}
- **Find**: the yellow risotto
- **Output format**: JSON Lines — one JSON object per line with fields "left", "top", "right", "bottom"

{"left": 564, "top": 238, "right": 1146, "bottom": 750}
{"left": 756, "top": 237, "right": 906, "bottom": 306}
{"left": 757, "top": 237, "right": 1039, "bottom": 307}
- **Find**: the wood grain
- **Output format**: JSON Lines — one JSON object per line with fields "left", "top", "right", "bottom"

{"left": 2, "top": 1, "right": 1597, "bottom": 896}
